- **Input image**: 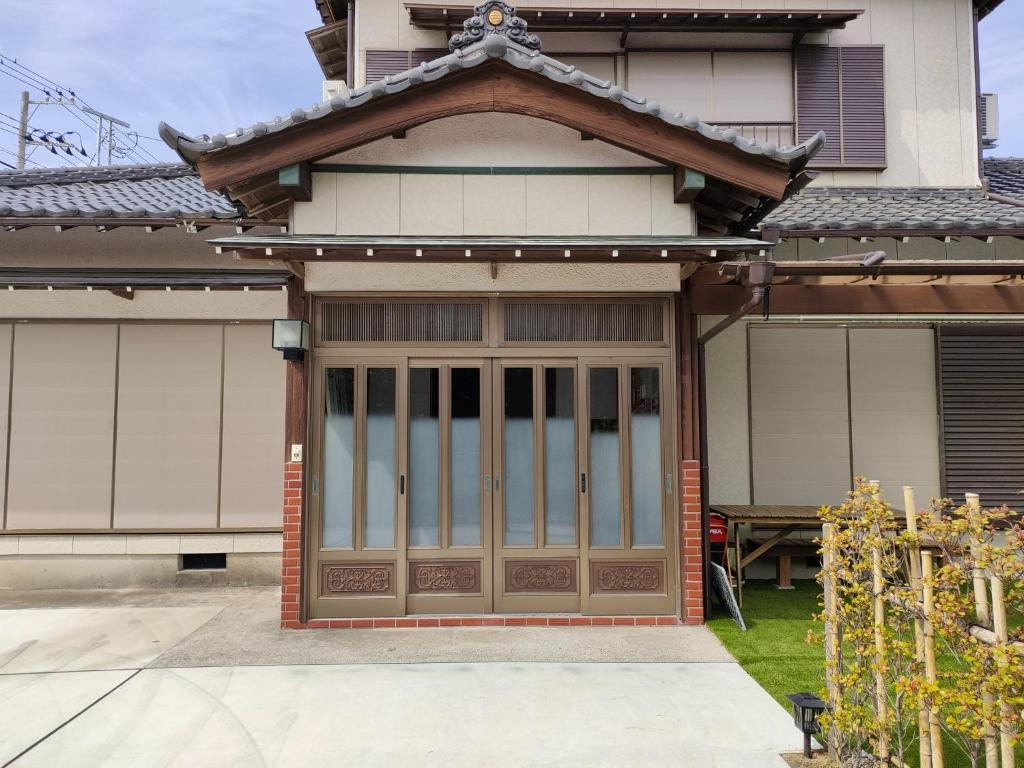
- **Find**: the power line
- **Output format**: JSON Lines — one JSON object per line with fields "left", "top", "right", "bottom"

{"left": 0, "top": 145, "right": 44, "bottom": 168}
{"left": 1, "top": 56, "right": 153, "bottom": 166}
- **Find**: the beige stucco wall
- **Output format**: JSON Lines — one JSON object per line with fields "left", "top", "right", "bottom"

{"left": 295, "top": 171, "right": 692, "bottom": 237}
{"left": 305, "top": 262, "right": 681, "bottom": 293}
{"left": 294, "top": 114, "right": 693, "bottom": 238}
{"left": 704, "top": 319, "right": 944, "bottom": 509}
{"left": 1, "top": 322, "right": 285, "bottom": 532}
{"left": 355, "top": 0, "right": 981, "bottom": 187}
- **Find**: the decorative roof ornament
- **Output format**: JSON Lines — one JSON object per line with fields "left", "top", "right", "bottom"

{"left": 449, "top": 2, "right": 541, "bottom": 52}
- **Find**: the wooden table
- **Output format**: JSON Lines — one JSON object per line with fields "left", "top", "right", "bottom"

{"left": 711, "top": 505, "right": 824, "bottom": 607}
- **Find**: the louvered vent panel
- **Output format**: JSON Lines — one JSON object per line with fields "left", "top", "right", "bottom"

{"left": 503, "top": 302, "right": 664, "bottom": 344}
{"left": 364, "top": 50, "right": 411, "bottom": 82}
{"left": 839, "top": 47, "right": 886, "bottom": 166}
{"left": 410, "top": 49, "right": 449, "bottom": 67}
{"left": 796, "top": 46, "right": 842, "bottom": 164}
{"left": 319, "top": 301, "right": 484, "bottom": 343}
{"left": 939, "top": 327, "right": 1024, "bottom": 511}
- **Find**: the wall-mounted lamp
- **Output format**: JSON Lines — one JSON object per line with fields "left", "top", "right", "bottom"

{"left": 272, "top": 319, "right": 309, "bottom": 361}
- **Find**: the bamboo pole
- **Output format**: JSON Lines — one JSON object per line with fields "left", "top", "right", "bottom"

{"left": 922, "top": 548, "right": 945, "bottom": 768}
{"left": 991, "top": 573, "right": 1015, "bottom": 768}
{"left": 904, "top": 486, "right": 933, "bottom": 768}
{"left": 822, "top": 522, "right": 840, "bottom": 764}
{"left": 873, "top": 537, "right": 890, "bottom": 764}
{"left": 967, "top": 493, "right": 999, "bottom": 768}
{"left": 967, "top": 494, "right": 991, "bottom": 628}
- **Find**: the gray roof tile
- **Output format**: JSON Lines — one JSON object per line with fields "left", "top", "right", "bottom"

{"left": 985, "top": 157, "right": 1024, "bottom": 201}
{"left": 161, "top": 12, "right": 823, "bottom": 171}
{"left": 0, "top": 163, "right": 237, "bottom": 220}
{"left": 761, "top": 186, "right": 1024, "bottom": 233}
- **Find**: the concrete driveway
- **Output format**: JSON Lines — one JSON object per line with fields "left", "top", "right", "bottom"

{"left": 0, "top": 588, "right": 802, "bottom": 767}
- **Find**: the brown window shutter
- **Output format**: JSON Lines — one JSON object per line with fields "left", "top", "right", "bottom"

{"left": 796, "top": 46, "right": 842, "bottom": 164}
{"left": 364, "top": 49, "right": 449, "bottom": 83}
{"left": 796, "top": 45, "right": 886, "bottom": 167}
{"left": 839, "top": 47, "right": 886, "bottom": 166}
{"left": 364, "top": 50, "right": 412, "bottom": 82}
{"left": 938, "top": 326, "right": 1024, "bottom": 511}
{"left": 410, "top": 49, "right": 449, "bottom": 67}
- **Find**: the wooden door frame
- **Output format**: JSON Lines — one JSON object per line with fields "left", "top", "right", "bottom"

{"left": 405, "top": 359, "right": 494, "bottom": 615}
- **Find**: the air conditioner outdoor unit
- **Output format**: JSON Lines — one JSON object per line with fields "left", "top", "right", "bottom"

{"left": 981, "top": 93, "right": 999, "bottom": 149}
{"left": 322, "top": 79, "right": 350, "bottom": 102}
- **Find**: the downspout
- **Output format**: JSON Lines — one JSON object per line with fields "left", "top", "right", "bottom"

{"left": 695, "top": 263, "right": 775, "bottom": 617}
{"left": 973, "top": 5, "right": 986, "bottom": 188}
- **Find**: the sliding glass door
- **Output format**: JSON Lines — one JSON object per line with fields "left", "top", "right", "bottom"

{"left": 308, "top": 355, "right": 676, "bottom": 618}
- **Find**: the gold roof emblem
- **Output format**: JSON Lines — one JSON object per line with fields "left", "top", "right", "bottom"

{"left": 488, "top": 8, "right": 504, "bottom": 25}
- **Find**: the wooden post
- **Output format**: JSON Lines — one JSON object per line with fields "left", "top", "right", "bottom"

{"left": 873, "top": 538, "right": 890, "bottom": 764}
{"left": 991, "top": 573, "right": 1015, "bottom": 768}
{"left": 922, "top": 548, "right": 945, "bottom": 768}
{"left": 966, "top": 494, "right": 991, "bottom": 628}
{"left": 967, "top": 492, "right": 998, "bottom": 768}
{"left": 822, "top": 522, "right": 840, "bottom": 764}
{"left": 903, "top": 486, "right": 933, "bottom": 768}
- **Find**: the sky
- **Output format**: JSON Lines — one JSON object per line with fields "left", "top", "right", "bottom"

{"left": 0, "top": 1, "right": 1021, "bottom": 170}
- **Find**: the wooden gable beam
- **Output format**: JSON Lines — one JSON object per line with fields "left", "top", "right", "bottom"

{"left": 674, "top": 167, "right": 706, "bottom": 203}
{"left": 195, "top": 61, "right": 792, "bottom": 200}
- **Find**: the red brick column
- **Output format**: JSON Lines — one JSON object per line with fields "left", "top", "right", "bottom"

{"left": 281, "top": 461, "right": 304, "bottom": 628}
{"left": 680, "top": 459, "right": 704, "bottom": 625}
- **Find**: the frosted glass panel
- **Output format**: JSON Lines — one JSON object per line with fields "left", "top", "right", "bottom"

{"left": 589, "top": 368, "right": 621, "bottom": 547}
{"left": 630, "top": 368, "right": 663, "bottom": 546}
{"left": 451, "top": 367, "right": 482, "bottom": 547}
{"left": 323, "top": 368, "right": 355, "bottom": 548}
{"left": 409, "top": 368, "right": 440, "bottom": 546}
{"left": 544, "top": 368, "right": 576, "bottom": 545}
{"left": 365, "top": 367, "right": 396, "bottom": 548}
{"left": 504, "top": 367, "right": 534, "bottom": 546}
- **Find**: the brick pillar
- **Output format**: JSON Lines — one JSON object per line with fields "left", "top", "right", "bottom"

{"left": 680, "top": 459, "right": 704, "bottom": 625}
{"left": 281, "top": 461, "right": 304, "bottom": 628}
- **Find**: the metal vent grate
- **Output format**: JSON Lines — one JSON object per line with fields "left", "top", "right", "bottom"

{"left": 319, "top": 301, "right": 484, "bottom": 343}
{"left": 503, "top": 301, "right": 664, "bottom": 344}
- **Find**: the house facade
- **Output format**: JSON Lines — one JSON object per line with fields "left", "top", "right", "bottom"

{"left": 2, "top": 0, "right": 1021, "bottom": 627}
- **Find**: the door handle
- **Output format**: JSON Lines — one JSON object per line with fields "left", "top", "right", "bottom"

{"left": 665, "top": 473, "right": 673, "bottom": 495}
{"left": 494, "top": 474, "right": 500, "bottom": 492}
{"left": 580, "top": 472, "right": 587, "bottom": 493}
{"left": 399, "top": 474, "right": 406, "bottom": 495}
{"left": 484, "top": 474, "right": 491, "bottom": 493}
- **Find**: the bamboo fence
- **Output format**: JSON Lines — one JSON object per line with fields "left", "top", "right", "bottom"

{"left": 820, "top": 486, "right": 1021, "bottom": 768}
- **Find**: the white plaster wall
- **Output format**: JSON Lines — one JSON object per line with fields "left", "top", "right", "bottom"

{"left": 318, "top": 113, "right": 661, "bottom": 168}
{"left": 701, "top": 316, "right": 751, "bottom": 505}
{"left": 294, "top": 172, "right": 693, "bottom": 237}
{"left": 705, "top": 320, "right": 946, "bottom": 511}
{"left": 0, "top": 289, "right": 286, "bottom": 321}
{"left": 305, "top": 262, "right": 681, "bottom": 293}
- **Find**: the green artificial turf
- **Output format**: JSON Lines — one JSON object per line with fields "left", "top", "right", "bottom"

{"left": 707, "top": 579, "right": 1022, "bottom": 768}
{"left": 707, "top": 580, "right": 825, "bottom": 711}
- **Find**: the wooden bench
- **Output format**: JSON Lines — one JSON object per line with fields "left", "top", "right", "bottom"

{"left": 746, "top": 537, "right": 820, "bottom": 589}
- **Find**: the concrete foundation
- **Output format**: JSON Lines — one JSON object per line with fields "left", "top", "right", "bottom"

{"left": 0, "top": 552, "right": 281, "bottom": 590}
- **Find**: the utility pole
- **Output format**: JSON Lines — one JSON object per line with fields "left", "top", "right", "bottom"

{"left": 16, "top": 90, "right": 28, "bottom": 170}
{"left": 82, "top": 106, "right": 129, "bottom": 166}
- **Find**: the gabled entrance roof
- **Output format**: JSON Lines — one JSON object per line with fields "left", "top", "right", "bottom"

{"left": 161, "top": 2, "right": 823, "bottom": 235}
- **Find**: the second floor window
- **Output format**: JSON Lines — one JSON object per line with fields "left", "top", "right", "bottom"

{"left": 796, "top": 45, "right": 887, "bottom": 169}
